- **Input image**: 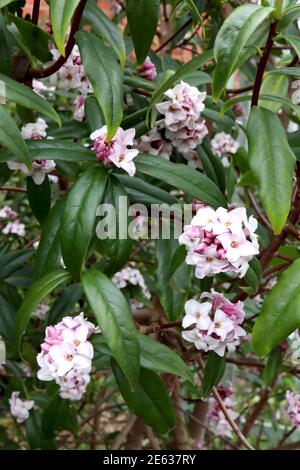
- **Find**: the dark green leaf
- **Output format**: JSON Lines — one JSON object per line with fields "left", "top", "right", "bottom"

{"left": 247, "top": 107, "right": 296, "bottom": 234}
{"left": 202, "top": 351, "right": 225, "bottom": 398}
{"left": 126, "top": 0, "right": 160, "bottom": 65}
{"left": 60, "top": 166, "right": 108, "bottom": 279}
{"left": 15, "top": 269, "right": 71, "bottom": 353}
{"left": 76, "top": 31, "right": 123, "bottom": 140}
{"left": 27, "top": 175, "right": 51, "bottom": 225}
{"left": 135, "top": 154, "right": 227, "bottom": 208}
{"left": 252, "top": 259, "right": 300, "bottom": 356}
{"left": 50, "top": 0, "right": 80, "bottom": 56}
{"left": 112, "top": 360, "right": 176, "bottom": 433}
{"left": 82, "top": 269, "right": 140, "bottom": 389}
{"left": 0, "top": 105, "right": 30, "bottom": 167}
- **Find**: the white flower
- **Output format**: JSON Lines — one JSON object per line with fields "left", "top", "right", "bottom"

{"left": 21, "top": 118, "right": 48, "bottom": 140}
{"left": 9, "top": 392, "right": 34, "bottom": 423}
{"left": 2, "top": 220, "right": 26, "bottom": 237}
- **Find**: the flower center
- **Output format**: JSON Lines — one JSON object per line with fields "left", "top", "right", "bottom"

{"left": 215, "top": 321, "right": 221, "bottom": 328}
{"left": 118, "top": 154, "right": 125, "bottom": 162}
{"left": 206, "top": 257, "right": 213, "bottom": 262}
{"left": 231, "top": 241, "right": 239, "bottom": 248}
{"left": 74, "top": 339, "right": 80, "bottom": 347}
{"left": 65, "top": 354, "right": 73, "bottom": 361}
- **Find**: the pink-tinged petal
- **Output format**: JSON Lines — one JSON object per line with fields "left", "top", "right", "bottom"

{"left": 73, "top": 353, "right": 92, "bottom": 369}
{"left": 77, "top": 341, "right": 94, "bottom": 359}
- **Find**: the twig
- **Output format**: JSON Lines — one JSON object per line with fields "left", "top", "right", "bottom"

{"left": 155, "top": 19, "right": 192, "bottom": 53}
{"left": 0, "top": 186, "right": 26, "bottom": 193}
{"left": 29, "top": 0, "right": 88, "bottom": 79}
{"left": 242, "top": 388, "right": 269, "bottom": 440}
{"left": 31, "top": 0, "right": 41, "bottom": 25}
{"left": 110, "top": 416, "right": 137, "bottom": 450}
{"left": 247, "top": 189, "right": 272, "bottom": 230}
{"left": 145, "top": 426, "right": 161, "bottom": 450}
{"left": 263, "top": 261, "right": 291, "bottom": 277}
{"left": 227, "top": 84, "right": 254, "bottom": 95}
{"left": 251, "top": 22, "right": 278, "bottom": 107}
{"left": 212, "top": 386, "right": 255, "bottom": 450}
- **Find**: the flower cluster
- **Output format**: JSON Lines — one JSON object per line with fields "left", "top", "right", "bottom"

{"left": 51, "top": 46, "right": 91, "bottom": 95}
{"left": 179, "top": 206, "right": 259, "bottom": 279}
{"left": 211, "top": 132, "right": 239, "bottom": 166}
{"left": 34, "top": 303, "right": 50, "bottom": 320}
{"left": 112, "top": 266, "right": 151, "bottom": 300}
{"left": 286, "top": 391, "right": 300, "bottom": 428}
{"left": 138, "top": 57, "right": 157, "bottom": 81}
{"left": 91, "top": 126, "right": 139, "bottom": 177}
{"left": 288, "top": 330, "right": 300, "bottom": 365}
{"left": 181, "top": 290, "right": 246, "bottom": 356}
{"left": 9, "top": 392, "right": 34, "bottom": 424}
{"left": 37, "top": 313, "right": 99, "bottom": 401}
{"left": 208, "top": 384, "right": 238, "bottom": 437}
{"left": 137, "top": 128, "right": 172, "bottom": 160}
{"left": 7, "top": 118, "right": 57, "bottom": 185}
{"left": 0, "top": 205, "right": 25, "bottom": 237}
{"left": 156, "top": 81, "right": 208, "bottom": 154}
{"left": 73, "top": 95, "right": 86, "bottom": 122}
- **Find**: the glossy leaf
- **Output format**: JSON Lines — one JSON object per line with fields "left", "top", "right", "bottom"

{"left": 15, "top": 269, "right": 71, "bottom": 353}
{"left": 82, "top": 269, "right": 140, "bottom": 389}
{"left": 135, "top": 154, "right": 227, "bottom": 209}
{"left": 27, "top": 176, "right": 51, "bottom": 225}
{"left": 60, "top": 166, "right": 108, "bottom": 279}
{"left": 112, "top": 360, "right": 176, "bottom": 433}
{"left": 84, "top": 1, "right": 126, "bottom": 68}
{"left": 0, "top": 12, "right": 11, "bottom": 75}
{"left": 0, "top": 74, "right": 60, "bottom": 125}
{"left": 252, "top": 259, "right": 300, "bottom": 356}
{"left": 259, "top": 73, "right": 289, "bottom": 113}
{"left": 247, "top": 107, "right": 296, "bottom": 234}
{"left": 50, "top": 0, "right": 80, "bottom": 56}
{"left": 76, "top": 31, "right": 123, "bottom": 141}
{"left": 202, "top": 351, "right": 225, "bottom": 398}
{"left": 46, "top": 284, "right": 82, "bottom": 326}
{"left": 138, "top": 334, "right": 193, "bottom": 383}
{"left": 126, "top": 0, "right": 160, "bottom": 66}
{"left": 0, "top": 106, "right": 31, "bottom": 167}
{"left": 213, "top": 5, "right": 273, "bottom": 101}
{"left": 34, "top": 198, "right": 65, "bottom": 279}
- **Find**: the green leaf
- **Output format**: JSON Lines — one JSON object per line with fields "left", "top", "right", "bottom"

{"left": 252, "top": 259, "right": 300, "bottom": 356}
{"left": 0, "top": 74, "right": 60, "bottom": 126}
{"left": 138, "top": 334, "right": 193, "bottom": 382}
{"left": 0, "top": 105, "right": 31, "bottom": 167}
{"left": 26, "top": 411, "right": 56, "bottom": 450}
{"left": 126, "top": 0, "right": 159, "bottom": 66}
{"left": 197, "top": 140, "right": 226, "bottom": 194}
{"left": 244, "top": 257, "right": 262, "bottom": 294}
{"left": 184, "top": 0, "right": 204, "bottom": 29}
{"left": 135, "top": 154, "right": 227, "bottom": 209}
{"left": 42, "top": 394, "right": 78, "bottom": 438}
{"left": 7, "top": 13, "right": 52, "bottom": 63}
{"left": 278, "top": 5, "right": 300, "bottom": 32}
{"left": 84, "top": 0, "right": 126, "bottom": 68}
{"left": 15, "top": 269, "right": 71, "bottom": 353}
{"left": 148, "top": 50, "right": 214, "bottom": 125}
{"left": 112, "top": 360, "right": 176, "bottom": 433}
{"left": 221, "top": 93, "right": 300, "bottom": 119}
{"left": 259, "top": 73, "right": 288, "bottom": 113}
{"left": 50, "top": 0, "right": 80, "bottom": 56}
{"left": 27, "top": 176, "right": 51, "bottom": 225}
{"left": 268, "top": 67, "right": 300, "bottom": 78}
{"left": 0, "top": 0, "right": 15, "bottom": 7}
{"left": 116, "top": 174, "right": 178, "bottom": 206}
{"left": 46, "top": 284, "right": 82, "bottom": 326}
{"left": 82, "top": 269, "right": 140, "bottom": 389}
{"left": 60, "top": 166, "right": 108, "bottom": 279}
{"left": 97, "top": 175, "right": 132, "bottom": 274}
{"left": 247, "top": 107, "right": 296, "bottom": 234}
{"left": 280, "top": 33, "right": 300, "bottom": 62}
{"left": 156, "top": 236, "right": 191, "bottom": 321}
{"left": 0, "top": 12, "right": 11, "bottom": 75}
{"left": 202, "top": 351, "right": 225, "bottom": 398}
{"left": 0, "top": 249, "right": 33, "bottom": 281}
{"left": 34, "top": 198, "right": 65, "bottom": 279}
{"left": 213, "top": 5, "right": 273, "bottom": 101}
{"left": 76, "top": 31, "right": 123, "bottom": 141}
{"left": 262, "top": 349, "right": 282, "bottom": 387}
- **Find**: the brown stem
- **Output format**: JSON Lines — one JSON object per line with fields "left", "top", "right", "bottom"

{"left": 263, "top": 261, "right": 292, "bottom": 277}
{"left": 29, "top": 0, "right": 88, "bottom": 79}
{"left": 155, "top": 19, "right": 192, "bottom": 53}
{"left": 173, "top": 377, "right": 189, "bottom": 449}
{"left": 251, "top": 22, "right": 278, "bottom": 107}
{"left": 227, "top": 84, "right": 254, "bottom": 95}
{"left": 188, "top": 400, "right": 209, "bottom": 445}
{"left": 111, "top": 416, "right": 137, "bottom": 450}
{"left": 0, "top": 186, "right": 26, "bottom": 193}
{"left": 247, "top": 189, "right": 272, "bottom": 230}
{"left": 31, "top": 0, "right": 41, "bottom": 25}
{"left": 242, "top": 388, "right": 269, "bottom": 439}
{"left": 212, "top": 386, "right": 255, "bottom": 450}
